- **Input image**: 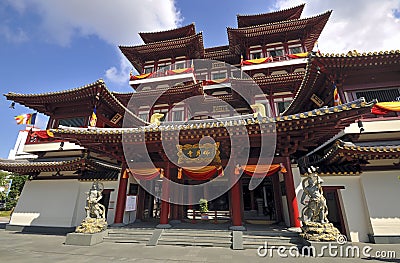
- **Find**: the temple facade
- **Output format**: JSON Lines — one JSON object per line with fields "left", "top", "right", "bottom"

{"left": 1, "top": 4, "right": 399, "bottom": 243}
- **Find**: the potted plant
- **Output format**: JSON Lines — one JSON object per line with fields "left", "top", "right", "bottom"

{"left": 199, "top": 198, "right": 208, "bottom": 220}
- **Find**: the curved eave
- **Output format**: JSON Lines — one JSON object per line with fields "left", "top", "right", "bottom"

{"left": 237, "top": 4, "right": 305, "bottom": 27}
{"left": 315, "top": 50, "right": 400, "bottom": 71}
{"left": 283, "top": 56, "right": 321, "bottom": 115}
{"left": 322, "top": 140, "right": 400, "bottom": 164}
{"left": 4, "top": 79, "right": 148, "bottom": 127}
{"left": 120, "top": 33, "right": 205, "bottom": 72}
{"left": 128, "top": 82, "right": 204, "bottom": 102}
{"left": 228, "top": 11, "right": 331, "bottom": 52}
{"left": 284, "top": 50, "right": 400, "bottom": 116}
{"left": 253, "top": 72, "right": 305, "bottom": 87}
{"left": 50, "top": 99, "right": 375, "bottom": 148}
{"left": 139, "top": 23, "right": 196, "bottom": 44}
{"left": 0, "top": 157, "right": 120, "bottom": 175}
{"left": 300, "top": 164, "right": 362, "bottom": 176}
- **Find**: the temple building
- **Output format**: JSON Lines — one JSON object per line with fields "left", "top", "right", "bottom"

{"left": 1, "top": 4, "right": 399, "bottom": 244}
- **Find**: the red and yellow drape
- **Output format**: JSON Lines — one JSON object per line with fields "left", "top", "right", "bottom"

{"left": 242, "top": 57, "right": 273, "bottom": 65}
{"left": 371, "top": 102, "right": 400, "bottom": 115}
{"left": 166, "top": 68, "right": 194, "bottom": 75}
{"left": 235, "top": 164, "right": 286, "bottom": 178}
{"left": 287, "top": 52, "right": 309, "bottom": 59}
{"left": 178, "top": 166, "right": 223, "bottom": 180}
{"left": 128, "top": 168, "right": 164, "bottom": 180}
{"left": 202, "top": 78, "right": 229, "bottom": 86}
{"left": 130, "top": 72, "right": 153, "bottom": 80}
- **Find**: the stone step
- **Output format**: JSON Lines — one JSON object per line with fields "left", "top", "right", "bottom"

{"left": 157, "top": 239, "right": 231, "bottom": 248}
{"left": 244, "top": 230, "right": 299, "bottom": 237}
{"left": 107, "top": 232, "right": 153, "bottom": 236}
{"left": 104, "top": 228, "right": 154, "bottom": 243}
{"left": 158, "top": 229, "right": 233, "bottom": 248}
{"left": 161, "top": 232, "right": 231, "bottom": 238}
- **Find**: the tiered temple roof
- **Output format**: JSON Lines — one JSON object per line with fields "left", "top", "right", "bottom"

{"left": 139, "top": 23, "right": 197, "bottom": 44}
{"left": 237, "top": 4, "right": 305, "bottom": 28}
{"left": 4, "top": 79, "right": 148, "bottom": 127}
{"left": 228, "top": 11, "right": 331, "bottom": 54}
{"left": 120, "top": 33, "right": 204, "bottom": 72}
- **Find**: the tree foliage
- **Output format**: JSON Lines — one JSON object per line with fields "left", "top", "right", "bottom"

{"left": 0, "top": 171, "right": 28, "bottom": 210}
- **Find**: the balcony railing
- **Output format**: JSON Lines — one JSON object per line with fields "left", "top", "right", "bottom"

{"left": 241, "top": 53, "right": 309, "bottom": 71}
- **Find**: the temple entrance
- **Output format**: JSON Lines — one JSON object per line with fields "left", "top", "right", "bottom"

{"left": 323, "top": 187, "right": 347, "bottom": 236}
{"left": 242, "top": 174, "right": 281, "bottom": 224}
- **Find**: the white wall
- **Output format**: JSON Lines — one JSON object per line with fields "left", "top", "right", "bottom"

{"left": 10, "top": 180, "right": 118, "bottom": 228}
{"left": 10, "top": 180, "right": 80, "bottom": 227}
{"left": 320, "top": 176, "right": 372, "bottom": 242}
{"left": 361, "top": 171, "right": 400, "bottom": 236}
{"left": 292, "top": 167, "right": 372, "bottom": 242}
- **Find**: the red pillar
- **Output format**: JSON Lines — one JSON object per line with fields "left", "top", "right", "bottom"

{"left": 158, "top": 165, "right": 171, "bottom": 228}
{"left": 114, "top": 166, "right": 128, "bottom": 224}
{"left": 228, "top": 164, "right": 245, "bottom": 230}
{"left": 283, "top": 157, "right": 301, "bottom": 227}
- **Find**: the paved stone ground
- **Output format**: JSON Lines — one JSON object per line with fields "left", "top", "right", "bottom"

{"left": 0, "top": 223, "right": 398, "bottom": 262}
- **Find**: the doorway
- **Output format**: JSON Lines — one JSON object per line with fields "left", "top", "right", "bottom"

{"left": 242, "top": 176, "right": 278, "bottom": 223}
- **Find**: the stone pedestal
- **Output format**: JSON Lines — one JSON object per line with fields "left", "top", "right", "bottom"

{"left": 300, "top": 221, "right": 341, "bottom": 242}
{"left": 65, "top": 218, "right": 108, "bottom": 246}
{"left": 65, "top": 231, "right": 107, "bottom": 246}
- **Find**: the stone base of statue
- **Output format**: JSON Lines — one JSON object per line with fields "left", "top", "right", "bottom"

{"left": 65, "top": 230, "right": 108, "bottom": 246}
{"left": 75, "top": 218, "right": 107, "bottom": 234}
{"left": 300, "top": 221, "right": 341, "bottom": 242}
{"left": 65, "top": 218, "right": 108, "bottom": 246}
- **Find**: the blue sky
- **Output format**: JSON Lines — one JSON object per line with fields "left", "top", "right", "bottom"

{"left": 0, "top": 0, "right": 399, "bottom": 158}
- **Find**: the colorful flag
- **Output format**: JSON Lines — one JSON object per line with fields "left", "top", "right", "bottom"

{"left": 313, "top": 41, "right": 320, "bottom": 54}
{"left": 14, "top": 113, "right": 37, "bottom": 125}
{"left": 89, "top": 107, "right": 97, "bottom": 127}
{"left": 371, "top": 102, "right": 400, "bottom": 115}
{"left": 333, "top": 84, "right": 342, "bottom": 106}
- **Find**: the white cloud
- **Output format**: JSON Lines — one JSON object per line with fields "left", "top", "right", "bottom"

{"left": 274, "top": 0, "right": 400, "bottom": 53}
{"left": 5, "top": 0, "right": 180, "bottom": 87}
{"left": 5, "top": 0, "right": 180, "bottom": 46}
{"left": 0, "top": 25, "right": 28, "bottom": 43}
{"left": 105, "top": 52, "right": 133, "bottom": 92}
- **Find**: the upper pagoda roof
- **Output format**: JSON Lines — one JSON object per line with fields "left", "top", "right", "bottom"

{"left": 237, "top": 4, "right": 305, "bottom": 28}
{"left": 228, "top": 11, "right": 331, "bottom": 53}
{"left": 120, "top": 33, "right": 204, "bottom": 72}
{"left": 139, "top": 23, "right": 197, "bottom": 44}
{"left": 284, "top": 50, "right": 400, "bottom": 115}
{"left": 4, "top": 79, "right": 148, "bottom": 127}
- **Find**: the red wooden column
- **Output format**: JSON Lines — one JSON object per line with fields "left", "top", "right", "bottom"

{"left": 228, "top": 163, "right": 245, "bottom": 230}
{"left": 157, "top": 164, "right": 172, "bottom": 228}
{"left": 114, "top": 164, "right": 129, "bottom": 224}
{"left": 283, "top": 157, "right": 301, "bottom": 227}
